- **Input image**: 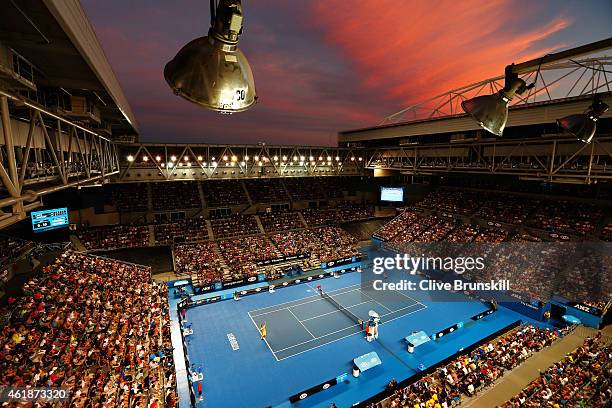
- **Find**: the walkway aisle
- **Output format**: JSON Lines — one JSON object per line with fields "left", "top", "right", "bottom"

{"left": 464, "top": 326, "right": 598, "bottom": 408}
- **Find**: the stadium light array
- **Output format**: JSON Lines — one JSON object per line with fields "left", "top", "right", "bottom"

{"left": 164, "top": 0, "right": 256, "bottom": 113}
{"left": 171, "top": 155, "right": 177, "bottom": 162}
{"left": 462, "top": 39, "right": 612, "bottom": 137}
{"left": 143, "top": 156, "right": 149, "bottom": 162}
{"left": 155, "top": 155, "right": 162, "bottom": 162}
{"left": 461, "top": 65, "right": 531, "bottom": 137}
{"left": 282, "top": 155, "right": 287, "bottom": 161}
{"left": 197, "top": 155, "right": 203, "bottom": 161}
{"left": 336, "top": 156, "right": 340, "bottom": 161}
{"left": 557, "top": 98, "right": 609, "bottom": 144}
{"left": 127, "top": 155, "right": 134, "bottom": 162}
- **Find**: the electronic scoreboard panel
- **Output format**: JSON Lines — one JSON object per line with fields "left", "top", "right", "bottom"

{"left": 31, "top": 208, "right": 69, "bottom": 233}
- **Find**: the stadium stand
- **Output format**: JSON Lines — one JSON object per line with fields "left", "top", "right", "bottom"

{"left": 259, "top": 211, "right": 305, "bottom": 232}
{"left": 301, "top": 208, "right": 342, "bottom": 227}
{"left": 174, "top": 242, "right": 225, "bottom": 285}
{"left": 218, "top": 235, "right": 279, "bottom": 278}
{"left": 0, "top": 252, "right": 177, "bottom": 407}
{"left": 269, "top": 229, "right": 324, "bottom": 268}
{"left": 337, "top": 202, "right": 375, "bottom": 222}
{"left": 77, "top": 225, "right": 150, "bottom": 250}
{"left": 201, "top": 180, "right": 249, "bottom": 207}
{"left": 109, "top": 183, "right": 149, "bottom": 212}
{"left": 315, "top": 226, "right": 359, "bottom": 262}
{"left": 210, "top": 214, "right": 260, "bottom": 238}
{"left": 502, "top": 334, "right": 610, "bottom": 408}
{"left": 373, "top": 325, "right": 566, "bottom": 408}
{"left": 153, "top": 217, "right": 208, "bottom": 245}
{"left": 151, "top": 182, "right": 202, "bottom": 211}
{"left": 244, "top": 179, "right": 290, "bottom": 203}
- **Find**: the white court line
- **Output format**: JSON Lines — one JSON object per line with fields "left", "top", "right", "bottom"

{"left": 249, "top": 283, "right": 364, "bottom": 316}
{"left": 249, "top": 288, "right": 362, "bottom": 318}
{"left": 385, "top": 284, "right": 427, "bottom": 308}
{"left": 274, "top": 320, "right": 363, "bottom": 353}
{"left": 247, "top": 311, "right": 280, "bottom": 362}
{"left": 288, "top": 308, "right": 316, "bottom": 339}
{"left": 359, "top": 290, "right": 394, "bottom": 313}
{"left": 273, "top": 301, "right": 426, "bottom": 354}
{"left": 300, "top": 299, "right": 373, "bottom": 322}
{"left": 275, "top": 303, "right": 427, "bottom": 361}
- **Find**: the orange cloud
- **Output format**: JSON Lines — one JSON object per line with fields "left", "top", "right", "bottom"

{"left": 311, "top": 0, "right": 572, "bottom": 107}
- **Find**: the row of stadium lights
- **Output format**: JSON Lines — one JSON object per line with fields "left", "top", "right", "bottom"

{"left": 126, "top": 154, "right": 363, "bottom": 167}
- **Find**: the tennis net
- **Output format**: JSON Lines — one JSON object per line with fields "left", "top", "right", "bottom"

{"left": 319, "top": 289, "right": 364, "bottom": 330}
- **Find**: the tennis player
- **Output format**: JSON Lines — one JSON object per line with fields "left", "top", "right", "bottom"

{"left": 260, "top": 321, "right": 267, "bottom": 340}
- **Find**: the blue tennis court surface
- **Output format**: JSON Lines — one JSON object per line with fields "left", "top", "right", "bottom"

{"left": 175, "top": 265, "right": 532, "bottom": 408}
{"left": 249, "top": 283, "right": 426, "bottom": 360}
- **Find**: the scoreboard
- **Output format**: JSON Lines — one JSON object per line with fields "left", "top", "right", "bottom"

{"left": 31, "top": 208, "right": 69, "bottom": 233}
{"left": 380, "top": 186, "right": 404, "bottom": 202}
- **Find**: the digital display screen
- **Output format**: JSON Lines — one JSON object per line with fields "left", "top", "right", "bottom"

{"left": 380, "top": 187, "right": 404, "bottom": 202}
{"left": 31, "top": 208, "right": 69, "bottom": 233}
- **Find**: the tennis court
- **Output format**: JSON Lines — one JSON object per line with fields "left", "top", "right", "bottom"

{"left": 248, "top": 283, "right": 427, "bottom": 360}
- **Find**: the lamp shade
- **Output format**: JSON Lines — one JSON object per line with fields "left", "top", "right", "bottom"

{"left": 557, "top": 114, "right": 596, "bottom": 144}
{"left": 557, "top": 99, "right": 608, "bottom": 144}
{"left": 164, "top": 36, "right": 256, "bottom": 113}
{"left": 461, "top": 93, "right": 509, "bottom": 137}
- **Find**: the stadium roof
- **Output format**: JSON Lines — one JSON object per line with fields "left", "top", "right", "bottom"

{"left": 0, "top": 0, "right": 138, "bottom": 138}
{"left": 339, "top": 94, "right": 612, "bottom": 144}
{"left": 339, "top": 51, "right": 612, "bottom": 146}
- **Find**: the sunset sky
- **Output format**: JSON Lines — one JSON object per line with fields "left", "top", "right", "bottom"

{"left": 82, "top": 0, "right": 611, "bottom": 146}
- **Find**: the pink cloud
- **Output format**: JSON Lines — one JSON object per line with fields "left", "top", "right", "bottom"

{"left": 311, "top": 0, "right": 572, "bottom": 106}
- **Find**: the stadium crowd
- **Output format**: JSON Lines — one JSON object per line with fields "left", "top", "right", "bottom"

{"left": 373, "top": 325, "right": 564, "bottom": 408}
{"left": 219, "top": 235, "right": 280, "bottom": 279}
{"left": 210, "top": 214, "right": 259, "bottom": 238}
{"left": 153, "top": 217, "right": 208, "bottom": 245}
{"left": 78, "top": 225, "right": 150, "bottom": 250}
{"left": 0, "top": 252, "right": 177, "bottom": 407}
{"left": 259, "top": 211, "right": 305, "bottom": 232}
{"left": 502, "top": 333, "right": 610, "bottom": 408}
{"left": 173, "top": 242, "right": 226, "bottom": 286}
{"left": 151, "top": 182, "right": 201, "bottom": 211}
{"left": 201, "top": 180, "right": 249, "bottom": 207}
{"left": 416, "top": 188, "right": 606, "bottom": 237}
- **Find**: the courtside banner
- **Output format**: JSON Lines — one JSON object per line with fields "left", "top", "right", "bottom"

{"left": 321, "top": 254, "right": 362, "bottom": 269}
{"left": 289, "top": 377, "right": 338, "bottom": 403}
{"left": 256, "top": 252, "right": 309, "bottom": 266}
{"left": 565, "top": 301, "right": 602, "bottom": 317}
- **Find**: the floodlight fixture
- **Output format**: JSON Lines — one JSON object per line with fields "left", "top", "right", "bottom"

{"left": 557, "top": 98, "right": 609, "bottom": 143}
{"left": 461, "top": 38, "right": 612, "bottom": 136}
{"left": 461, "top": 65, "right": 532, "bottom": 136}
{"left": 164, "top": 0, "right": 256, "bottom": 113}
